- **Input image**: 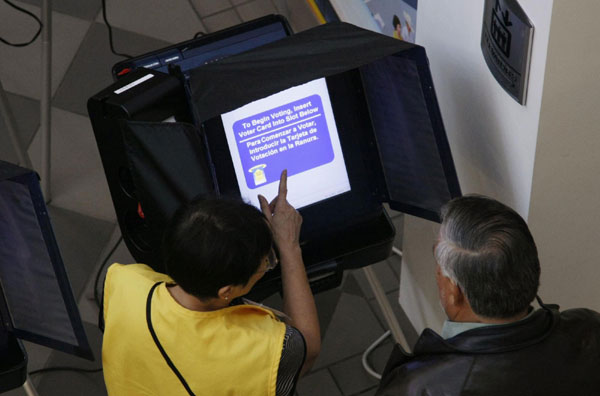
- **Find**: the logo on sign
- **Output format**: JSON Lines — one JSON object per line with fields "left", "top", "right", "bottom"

{"left": 481, "top": 0, "right": 533, "bottom": 105}
{"left": 249, "top": 164, "right": 267, "bottom": 186}
{"left": 490, "top": 0, "right": 512, "bottom": 57}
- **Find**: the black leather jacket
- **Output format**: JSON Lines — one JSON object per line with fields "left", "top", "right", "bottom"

{"left": 377, "top": 304, "right": 600, "bottom": 396}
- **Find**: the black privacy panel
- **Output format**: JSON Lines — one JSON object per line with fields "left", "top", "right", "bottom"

{"left": 0, "top": 163, "right": 92, "bottom": 360}
{"left": 361, "top": 50, "right": 460, "bottom": 222}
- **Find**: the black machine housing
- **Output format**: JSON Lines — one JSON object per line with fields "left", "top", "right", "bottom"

{"left": 87, "top": 21, "right": 461, "bottom": 299}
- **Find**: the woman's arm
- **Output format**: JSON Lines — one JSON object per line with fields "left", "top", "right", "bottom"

{"left": 258, "top": 170, "right": 321, "bottom": 376}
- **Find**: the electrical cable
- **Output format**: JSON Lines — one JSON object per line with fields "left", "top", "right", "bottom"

{"left": 29, "top": 366, "right": 102, "bottom": 376}
{"left": 93, "top": 235, "right": 124, "bottom": 307}
{"left": 100, "top": 0, "right": 132, "bottom": 58}
{"left": 361, "top": 246, "right": 404, "bottom": 380}
{"left": 361, "top": 330, "right": 391, "bottom": 380}
{"left": 0, "top": 0, "right": 43, "bottom": 47}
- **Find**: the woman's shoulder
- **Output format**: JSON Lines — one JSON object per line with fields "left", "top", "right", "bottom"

{"left": 224, "top": 303, "right": 287, "bottom": 334}
{"left": 107, "top": 263, "right": 171, "bottom": 284}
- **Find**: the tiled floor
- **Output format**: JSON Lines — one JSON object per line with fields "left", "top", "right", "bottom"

{"left": 0, "top": 1, "right": 416, "bottom": 395}
{"left": 246, "top": 241, "right": 413, "bottom": 396}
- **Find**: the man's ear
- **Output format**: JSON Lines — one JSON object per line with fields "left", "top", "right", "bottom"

{"left": 436, "top": 267, "right": 464, "bottom": 319}
{"left": 217, "top": 285, "right": 233, "bottom": 301}
{"left": 448, "top": 281, "right": 463, "bottom": 307}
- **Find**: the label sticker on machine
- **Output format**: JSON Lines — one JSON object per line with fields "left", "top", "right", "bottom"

{"left": 114, "top": 74, "right": 154, "bottom": 95}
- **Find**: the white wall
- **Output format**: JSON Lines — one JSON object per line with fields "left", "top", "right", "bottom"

{"left": 415, "top": 0, "right": 553, "bottom": 217}
{"left": 400, "top": 0, "right": 554, "bottom": 333}
{"left": 528, "top": 0, "right": 600, "bottom": 310}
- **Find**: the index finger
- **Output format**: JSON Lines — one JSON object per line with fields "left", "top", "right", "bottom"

{"left": 278, "top": 169, "right": 288, "bottom": 199}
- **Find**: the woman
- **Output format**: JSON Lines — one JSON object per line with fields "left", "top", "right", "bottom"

{"left": 102, "top": 170, "right": 320, "bottom": 395}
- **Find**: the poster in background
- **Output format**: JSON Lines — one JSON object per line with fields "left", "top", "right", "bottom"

{"left": 364, "top": 0, "right": 418, "bottom": 43}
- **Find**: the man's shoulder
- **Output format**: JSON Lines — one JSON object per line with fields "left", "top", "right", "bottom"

{"left": 377, "top": 350, "right": 473, "bottom": 396}
{"left": 555, "top": 307, "right": 600, "bottom": 340}
{"left": 560, "top": 307, "right": 600, "bottom": 323}
{"left": 377, "top": 307, "right": 600, "bottom": 396}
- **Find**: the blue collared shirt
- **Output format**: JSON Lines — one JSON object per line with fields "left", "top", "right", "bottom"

{"left": 441, "top": 309, "right": 537, "bottom": 339}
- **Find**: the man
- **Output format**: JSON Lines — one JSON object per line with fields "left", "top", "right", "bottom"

{"left": 377, "top": 195, "right": 600, "bottom": 396}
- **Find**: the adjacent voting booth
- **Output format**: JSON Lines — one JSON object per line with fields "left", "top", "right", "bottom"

{"left": 88, "top": 21, "right": 461, "bottom": 300}
{"left": 0, "top": 161, "right": 93, "bottom": 393}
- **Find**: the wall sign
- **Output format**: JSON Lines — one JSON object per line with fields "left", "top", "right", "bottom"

{"left": 481, "top": 0, "right": 534, "bottom": 105}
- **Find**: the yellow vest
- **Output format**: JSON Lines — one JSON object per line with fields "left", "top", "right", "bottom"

{"left": 102, "top": 263, "right": 286, "bottom": 396}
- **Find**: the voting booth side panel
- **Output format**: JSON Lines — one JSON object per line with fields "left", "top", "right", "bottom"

{"left": 87, "top": 70, "right": 199, "bottom": 271}
{"left": 120, "top": 119, "right": 216, "bottom": 243}
{"left": 0, "top": 165, "right": 28, "bottom": 391}
{"left": 0, "top": 161, "right": 94, "bottom": 365}
{"left": 0, "top": 163, "right": 31, "bottom": 391}
{"left": 360, "top": 47, "right": 462, "bottom": 223}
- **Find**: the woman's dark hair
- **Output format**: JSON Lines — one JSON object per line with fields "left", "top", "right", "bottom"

{"left": 161, "top": 197, "right": 272, "bottom": 299}
{"left": 393, "top": 15, "right": 401, "bottom": 29}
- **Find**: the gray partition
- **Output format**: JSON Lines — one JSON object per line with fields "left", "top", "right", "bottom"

{"left": 0, "top": 161, "right": 93, "bottom": 360}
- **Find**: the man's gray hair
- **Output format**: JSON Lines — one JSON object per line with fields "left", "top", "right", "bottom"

{"left": 434, "top": 195, "right": 540, "bottom": 319}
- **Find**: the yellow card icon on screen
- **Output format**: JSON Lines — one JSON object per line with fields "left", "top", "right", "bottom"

{"left": 248, "top": 164, "right": 267, "bottom": 185}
